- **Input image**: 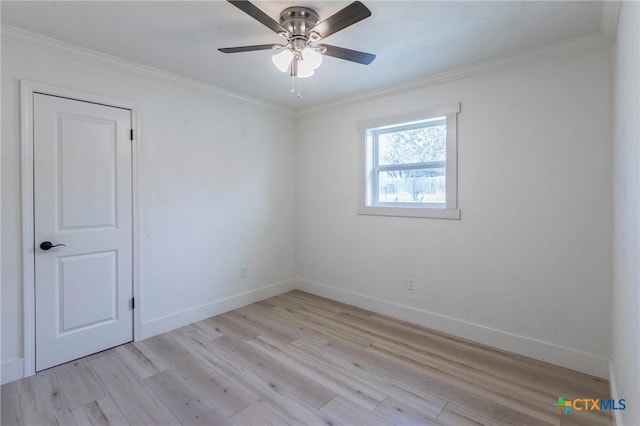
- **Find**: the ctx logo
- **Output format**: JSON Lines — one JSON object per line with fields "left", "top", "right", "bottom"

{"left": 554, "top": 397, "right": 626, "bottom": 415}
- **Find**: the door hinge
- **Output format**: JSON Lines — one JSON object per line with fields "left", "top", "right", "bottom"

{"left": 131, "top": 297, "right": 135, "bottom": 310}
{"left": 130, "top": 129, "right": 134, "bottom": 141}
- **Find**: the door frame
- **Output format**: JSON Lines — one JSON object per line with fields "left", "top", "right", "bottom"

{"left": 20, "top": 80, "right": 141, "bottom": 377}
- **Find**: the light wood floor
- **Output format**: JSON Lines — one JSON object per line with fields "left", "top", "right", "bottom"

{"left": 2, "top": 290, "right": 612, "bottom": 426}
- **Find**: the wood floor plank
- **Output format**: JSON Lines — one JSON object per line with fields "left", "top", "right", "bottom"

{"left": 366, "top": 340, "right": 559, "bottom": 422}
{"left": 373, "top": 396, "right": 444, "bottom": 425}
{"left": 71, "top": 396, "right": 130, "bottom": 426}
{"left": 206, "top": 315, "right": 260, "bottom": 342}
{"left": 182, "top": 333, "right": 339, "bottom": 426}
{"left": 278, "top": 292, "right": 343, "bottom": 313}
{"left": 161, "top": 335, "right": 259, "bottom": 418}
{"left": 169, "top": 332, "right": 228, "bottom": 377}
{"left": 169, "top": 320, "right": 223, "bottom": 343}
{"left": 215, "top": 335, "right": 339, "bottom": 410}
{"left": 1, "top": 382, "right": 24, "bottom": 426}
{"left": 169, "top": 336, "right": 289, "bottom": 417}
{"left": 320, "top": 396, "right": 392, "bottom": 425}
{"left": 225, "top": 309, "right": 301, "bottom": 345}
{"left": 228, "top": 401, "right": 292, "bottom": 426}
{"left": 250, "top": 336, "right": 385, "bottom": 411}
{"left": 298, "top": 335, "right": 496, "bottom": 420}
{"left": 513, "top": 355, "right": 611, "bottom": 397}
{"left": 291, "top": 336, "right": 448, "bottom": 418}
{"left": 437, "top": 402, "right": 492, "bottom": 425}
{"left": 369, "top": 338, "right": 558, "bottom": 414}
{"left": 491, "top": 403, "right": 558, "bottom": 426}
{"left": 366, "top": 313, "right": 545, "bottom": 392}
{"left": 89, "top": 352, "right": 179, "bottom": 425}
{"left": 116, "top": 340, "right": 171, "bottom": 379}
{"left": 142, "top": 334, "right": 193, "bottom": 369}
{"left": 55, "top": 358, "right": 107, "bottom": 409}
{"left": 270, "top": 305, "right": 375, "bottom": 347}
{"left": 188, "top": 320, "right": 224, "bottom": 340}
{"left": 81, "top": 348, "right": 119, "bottom": 363}
{"left": 235, "top": 303, "right": 313, "bottom": 340}
{"left": 287, "top": 290, "right": 376, "bottom": 319}
{"left": 461, "top": 343, "right": 515, "bottom": 370}
{"left": 15, "top": 369, "right": 77, "bottom": 426}
{"left": 321, "top": 308, "right": 470, "bottom": 361}
{"left": 145, "top": 368, "right": 229, "bottom": 426}
{"left": 0, "top": 290, "right": 612, "bottom": 426}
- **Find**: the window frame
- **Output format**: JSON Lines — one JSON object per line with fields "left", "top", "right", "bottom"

{"left": 358, "top": 103, "right": 461, "bottom": 219}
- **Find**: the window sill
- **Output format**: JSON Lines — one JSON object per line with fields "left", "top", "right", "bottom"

{"left": 357, "top": 205, "right": 461, "bottom": 219}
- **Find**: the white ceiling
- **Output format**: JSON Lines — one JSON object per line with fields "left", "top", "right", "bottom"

{"left": 1, "top": 1, "right": 603, "bottom": 109}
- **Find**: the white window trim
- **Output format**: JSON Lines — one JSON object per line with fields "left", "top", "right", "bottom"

{"left": 357, "top": 103, "right": 461, "bottom": 219}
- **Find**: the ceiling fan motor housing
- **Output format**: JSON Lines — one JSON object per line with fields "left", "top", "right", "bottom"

{"left": 279, "top": 7, "right": 320, "bottom": 46}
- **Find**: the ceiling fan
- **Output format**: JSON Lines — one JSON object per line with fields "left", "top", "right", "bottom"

{"left": 218, "top": 0, "right": 376, "bottom": 85}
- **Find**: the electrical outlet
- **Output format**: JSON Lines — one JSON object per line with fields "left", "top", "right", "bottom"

{"left": 241, "top": 266, "right": 248, "bottom": 278}
{"left": 407, "top": 277, "right": 415, "bottom": 290}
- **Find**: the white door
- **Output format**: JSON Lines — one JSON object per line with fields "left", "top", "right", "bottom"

{"left": 34, "top": 93, "right": 133, "bottom": 371}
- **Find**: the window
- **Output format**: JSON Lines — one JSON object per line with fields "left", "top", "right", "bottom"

{"left": 358, "top": 103, "right": 460, "bottom": 219}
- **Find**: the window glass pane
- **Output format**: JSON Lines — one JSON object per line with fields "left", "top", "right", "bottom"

{"left": 377, "top": 168, "right": 445, "bottom": 204}
{"left": 377, "top": 122, "right": 446, "bottom": 166}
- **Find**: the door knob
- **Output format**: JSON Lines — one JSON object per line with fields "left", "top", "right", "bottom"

{"left": 40, "top": 241, "right": 66, "bottom": 251}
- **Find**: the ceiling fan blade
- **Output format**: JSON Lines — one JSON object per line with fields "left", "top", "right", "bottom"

{"left": 318, "top": 44, "right": 375, "bottom": 65}
{"left": 219, "top": 44, "right": 283, "bottom": 53}
{"left": 227, "top": 1, "right": 288, "bottom": 35}
{"left": 309, "top": 1, "right": 371, "bottom": 40}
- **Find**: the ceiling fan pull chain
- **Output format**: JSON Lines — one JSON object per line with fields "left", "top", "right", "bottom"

{"left": 297, "top": 77, "right": 302, "bottom": 100}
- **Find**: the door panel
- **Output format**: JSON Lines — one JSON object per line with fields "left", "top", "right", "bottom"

{"left": 58, "top": 251, "right": 118, "bottom": 334}
{"left": 59, "top": 114, "right": 118, "bottom": 229}
{"left": 34, "top": 94, "right": 133, "bottom": 371}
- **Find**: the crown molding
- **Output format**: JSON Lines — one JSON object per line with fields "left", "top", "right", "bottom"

{"left": 1, "top": 25, "right": 297, "bottom": 117}
{"left": 298, "top": 31, "right": 614, "bottom": 116}
{"left": 600, "top": 0, "right": 621, "bottom": 42}
{"left": 2, "top": 23, "right": 615, "bottom": 119}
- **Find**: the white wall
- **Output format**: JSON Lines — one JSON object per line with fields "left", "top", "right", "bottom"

{"left": 1, "top": 31, "right": 296, "bottom": 382}
{"left": 297, "top": 46, "right": 613, "bottom": 377}
{"left": 612, "top": 1, "right": 639, "bottom": 425}
{"left": 1, "top": 25, "right": 619, "bottom": 386}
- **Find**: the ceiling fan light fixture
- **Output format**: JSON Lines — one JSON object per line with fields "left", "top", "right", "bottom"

{"left": 297, "top": 59, "right": 316, "bottom": 78}
{"left": 272, "top": 49, "right": 293, "bottom": 72}
{"left": 302, "top": 47, "right": 323, "bottom": 70}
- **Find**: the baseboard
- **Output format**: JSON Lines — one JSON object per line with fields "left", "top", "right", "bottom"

{"left": 608, "top": 361, "right": 624, "bottom": 426}
{"left": 140, "top": 278, "right": 297, "bottom": 339}
{"left": 1, "top": 358, "right": 24, "bottom": 385}
{"left": 4, "top": 278, "right": 608, "bottom": 385}
{"left": 297, "top": 278, "right": 609, "bottom": 378}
